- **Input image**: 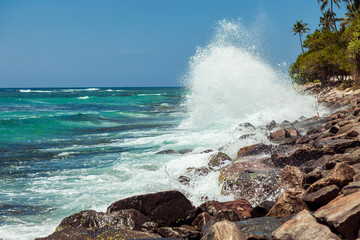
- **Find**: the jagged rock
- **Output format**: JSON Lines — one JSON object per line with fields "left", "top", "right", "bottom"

{"left": 326, "top": 148, "right": 360, "bottom": 167}
{"left": 354, "top": 173, "right": 360, "bottom": 182}
{"left": 266, "top": 120, "right": 278, "bottom": 131}
{"left": 341, "top": 181, "right": 360, "bottom": 196}
{"left": 306, "top": 125, "right": 326, "bottom": 135}
{"left": 315, "top": 138, "right": 359, "bottom": 154}
{"left": 179, "top": 175, "right": 191, "bottom": 185}
{"left": 107, "top": 190, "right": 196, "bottom": 227}
{"left": 237, "top": 144, "right": 272, "bottom": 157}
{"left": 269, "top": 128, "right": 299, "bottom": 144}
{"left": 236, "top": 216, "right": 290, "bottom": 240}
{"left": 267, "top": 188, "right": 308, "bottom": 218}
{"left": 201, "top": 149, "right": 214, "bottom": 154}
{"left": 303, "top": 185, "right": 339, "bottom": 211}
{"left": 36, "top": 227, "right": 161, "bottom": 240}
{"left": 192, "top": 212, "right": 213, "bottom": 231}
{"left": 272, "top": 210, "right": 340, "bottom": 240}
{"left": 271, "top": 144, "right": 333, "bottom": 168}
{"left": 304, "top": 168, "right": 322, "bottom": 184}
{"left": 337, "top": 123, "right": 360, "bottom": 136}
{"left": 201, "top": 220, "right": 246, "bottom": 240}
{"left": 208, "top": 152, "right": 232, "bottom": 169}
{"left": 250, "top": 201, "right": 275, "bottom": 218}
{"left": 306, "top": 162, "right": 355, "bottom": 193}
{"left": 197, "top": 200, "right": 252, "bottom": 220}
{"left": 179, "top": 149, "right": 193, "bottom": 154}
{"left": 329, "top": 124, "right": 340, "bottom": 134}
{"left": 314, "top": 191, "right": 360, "bottom": 240}
{"left": 277, "top": 165, "right": 304, "bottom": 189}
{"left": 158, "top": 226, "right": 201, "bottom": 240}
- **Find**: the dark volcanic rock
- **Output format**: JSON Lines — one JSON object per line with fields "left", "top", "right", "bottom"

{"left": 236, "top": 216, "right": 291, "bottom": 240}
{"left": 303, "top": 185, "right": 339, "bottom": 211}
{"left": 314, "top": 191, "right": 360, "bottom": 240}
{"left": 107, "top": 190, "right": 196, "bottom": 227}
{"left": 156, "top": 149, "right": 179, "bottom": 154}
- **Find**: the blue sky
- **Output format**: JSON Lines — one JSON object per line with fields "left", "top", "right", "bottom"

{"left": 0, "top": 0, "right": 347, "bottom": 87}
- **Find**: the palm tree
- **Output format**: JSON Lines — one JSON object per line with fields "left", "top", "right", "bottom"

{"left": 292, "top": 21, "right": 310, "bottom": 54}
{"left": 317, "top": 0, "right": 344, "bottom": 30}
{"left": 341, "top": 0, "right": 360, "bottom": 26}
{"left": 319, "top": 9, "right": 339, "bottom": 31}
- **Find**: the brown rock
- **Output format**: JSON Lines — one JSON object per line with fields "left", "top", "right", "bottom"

{"left": 303, "top": 185, "right": 339, "bottom": 211}
{"left": 197, "top": 200, "right": 252, "bottom": 220}
{"left": 315, "top": 138, "right": 359, "bottom": 154}
{"left": 237, "top": 143, "right": 272, "bottom": 157}
{"left": 201, "top": 220, "right": 246, "bottom": 240}
{"left": 208, "top": 152, "right": 232, "bottom": 169}
{"left": 271, "top": 144, "right": 333, "bottom": 168}
{"left": 304, "top": 168, "right": 322, "bottom": 184}
{"left": 341, "top": 181, "right": 360, "bottom": 196}
{"left": 314, "top": 191, "right": 360, "bottom": 240}
{"left": 269, "top": 129, "right": 299, "bottom": 144}
{"left": 192, "top": 212, "right": 214, "bottom": 231}
{"left": 307, "top": 162, "right": 355, "bottom": 193}
{"left": 277, "top": 165, "right": 304, "bottom": 189}
{"left": 272, "top": 210, "right": 340, "bottom": 240}
{"left": 327, "top": 148, "right": 360, "bottom": 167}
{"left": 250, "top": 201, "right": 275, "bottom": 218}
{"left": 267, "top": 188, "right": 308, "bottom": 218}
{"left": 106, "top": 190, "right": 196, "bottom": 227}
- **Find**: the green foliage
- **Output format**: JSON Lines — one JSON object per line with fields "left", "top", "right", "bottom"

{"left": 346, "top": 15, "right": 360, "bottom": 86}
{"left": 289, "top": 30, "right": 350, "bottom": 84}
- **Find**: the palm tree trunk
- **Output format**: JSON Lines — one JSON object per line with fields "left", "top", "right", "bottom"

{"left": 299, "top": 33, "right": 304, "bottom": 54}
{"left": 331, "top": 0, "right": 338, "bottom": 31}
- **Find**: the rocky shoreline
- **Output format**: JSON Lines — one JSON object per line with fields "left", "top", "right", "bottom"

{"left": 37, "top": 83, "right": 360, "bottom": 240}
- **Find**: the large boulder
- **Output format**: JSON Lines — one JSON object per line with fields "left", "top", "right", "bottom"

{"left": 306, "top": 162, "right": 355, "bottom": 193}
{"left": 269, "top": 128, "right": 300, "bottom": 144}
{"left": 237, "top": 143, "right": 272, "bottom": 158}
{"left": 197, "top": 200, "right": 252, "bottom": 221}
{"left": 272, "top": 210, "right": 340, "bottom": 240}
{"left": 315, "top": 138, "right": 359, "bottom": 154}
{"left": 314, "top": 191, "right": 360, "bottom": 240}
{"left": 201, "top": 220, "right": 246, "bottom": 240}
{"left": 326, "top": 148, "right": 360, "bottom": 167}
{"left": 56, "top": 209, "right": 152, "bottom": 232}
{"left": 267, "top": 188, "right": 309, "bottom": 218}
{"left": 302, "top": 185, "right": 339, "bottom": 211}
{"left": 107, "top": 190, "right": 196, "bottom": 227}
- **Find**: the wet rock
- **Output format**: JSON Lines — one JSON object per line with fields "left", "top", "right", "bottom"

{"left": 272, "top": 210, "right": 340, "bottom": 240}
{"left": 178, "top": 175, "right": 191, "bottom": 185}
{"left": 237, "top": 144, "right": 272, "bottom": 158}
{"left": 179, "top": 149, "right": 193, "bottom": 154}
{"left": 277, "top": 165, "right": 304, "bottom": 189}
{"left": 236, "top": 216, "right": 291, "bottom": 240}
{"left": 192, "top": 212, "right": 213, "bottom": 231}
{"left": 107, "top": 190, "right": 196, "bottom": 227}
{"left": 220, "top": 167, "right": 280, "bottom": 206}
{"left": 307, "top": 162, "right": 355, "bottom": 193}
{"left": 306, "top": 125, "right": 326, "bottom": 135}
{"left": 341, "top": 181, "right": 360, "bottom": 196}
{"left": 208, "top": 152, "right": 232, "bottom": 169}
{"left": 295, "top": 135, "right": 312, "bottom": 144}
{"left": 158, "top": 226, "right": 201, "bottom": 240}
{"left": 337, "top": 123, "right": 360, "bottom": 136}
{"left": 36, "top": 228, "right": 161, "bottom": 240}
{"left": 214, "top": 210, "right": 241, "bottom": 222}
{"left": 201, "top": 149, "right": 214, "bottom": 154}
{"left": 314, "top": 191, "right": 360, "bottom": 240}
{"left": 250, "top": 201, "right": 275, "bottom": 218}
{"left": 197, "top": 200, "right": 252, "bottom": 220}
{"left": 303, "top": 185, "right": 339, "bottom": 211}
{"left": 271, "top": 144, "right": 333, "bottom": 168}
{"left": 267, "top": 188, "right": 308, "bottom": 218}
{"left": 156, "top": 149, "right": 179, "bottom": 154}
{"left": 266, "top": 120, "right": 278, "bottom": 131}
{"left": 201, "top": 220, "right": 246, "bottom": 240}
